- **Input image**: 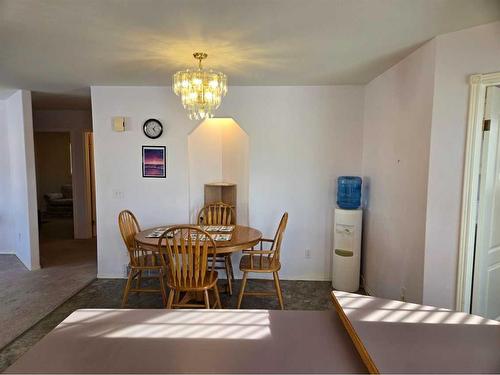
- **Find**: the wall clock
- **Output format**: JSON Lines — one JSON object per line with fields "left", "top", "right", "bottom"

{"left": 143, "top": 118, "right": 163, "bottom": 139}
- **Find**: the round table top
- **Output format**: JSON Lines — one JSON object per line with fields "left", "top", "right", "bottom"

{"left": 135, "top": 225, "right": 262, "bottom": 255}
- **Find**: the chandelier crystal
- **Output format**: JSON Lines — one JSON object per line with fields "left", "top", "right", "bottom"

{"left": 173, "top": 52, "right": 228, "bottom": 120}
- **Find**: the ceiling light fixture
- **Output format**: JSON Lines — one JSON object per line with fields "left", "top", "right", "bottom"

{"left": 172, "top": 52, "right": 228, "bottom": 120}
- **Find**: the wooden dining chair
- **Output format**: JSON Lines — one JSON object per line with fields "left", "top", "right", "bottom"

{"left": 197, "top": 202, "right": 236, "bottom": 295}
{"left": 237, "top": 212, "right": 288, "bottom": 310}
{"left": 160, "top": 225, "right": 222, "bottom": 309}
{"left": 118, "top": 210, "right": 168, "bottom": 308}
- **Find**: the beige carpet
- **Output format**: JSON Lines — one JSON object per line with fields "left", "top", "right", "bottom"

{"left": 0, "top": 218, "right": 96, "bottom": 349}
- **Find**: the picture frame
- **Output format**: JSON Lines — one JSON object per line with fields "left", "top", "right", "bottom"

{"left": 142, "top": 146, "right": 166, "bottom": 178}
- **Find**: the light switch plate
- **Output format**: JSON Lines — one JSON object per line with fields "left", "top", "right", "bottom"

{"left": 112, "top": 189, "right": 124, "bottom": 199}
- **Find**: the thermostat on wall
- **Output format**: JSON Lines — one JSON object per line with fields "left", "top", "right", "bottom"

{"left": 113, "top": 117, "right": 125, "bottom": 132}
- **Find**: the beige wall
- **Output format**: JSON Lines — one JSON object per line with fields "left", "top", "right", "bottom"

{"left": 34, "top": 132, "right": 72, "bottom": 210}
{"left": 361, "top": 40, "right": 436, "bottom": 303}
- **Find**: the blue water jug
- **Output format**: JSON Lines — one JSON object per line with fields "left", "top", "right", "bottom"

{"left": 337, "top": 176, "right": 362, "bottom": 209}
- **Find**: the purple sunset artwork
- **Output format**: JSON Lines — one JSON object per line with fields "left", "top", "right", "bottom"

{"left": 142, "top": 146, "right": 166, "bottom": 178}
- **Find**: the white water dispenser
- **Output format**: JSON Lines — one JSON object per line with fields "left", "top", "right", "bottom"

{"left": 332, "top": 208, "right": 362, "bottom": 292}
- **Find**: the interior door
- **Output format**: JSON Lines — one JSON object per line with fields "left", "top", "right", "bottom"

{"left": 84, "top": 132, "right": 97, "bottom": 237}
{"left": 472, "top": 86, "right": 500, "bottom": 320}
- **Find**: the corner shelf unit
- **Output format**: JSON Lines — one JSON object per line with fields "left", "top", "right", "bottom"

{"left": 204, "top": 182, "right": 237, "bottom": 224}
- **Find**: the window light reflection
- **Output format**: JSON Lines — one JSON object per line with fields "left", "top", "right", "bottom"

{"left": 62, "top": 310, "right": 272, "bottom": 340}
{"left": 335, "top": 291, "right": 500, "bottom": 325}
{"left": 341, "top": 304, "right": 499, "bottom": 325}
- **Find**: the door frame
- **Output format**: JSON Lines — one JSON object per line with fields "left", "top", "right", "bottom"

{"left": 457, "top": 72, "right": 500, "bottom": 313}
{"left": 84, "top": 131, "right": 96, "bottom": 237}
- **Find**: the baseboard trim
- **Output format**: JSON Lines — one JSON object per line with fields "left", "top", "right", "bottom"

{"left": 97, "top": 273, "right": 127, "bottom": 279}
{"left": 97, "top": 273, "right": 333, "bottom": 282}
{"left": 98, "top": 270, "right": 332, "bottom": 281}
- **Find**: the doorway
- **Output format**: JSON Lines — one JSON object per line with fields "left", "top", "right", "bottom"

{"left": 472, "top": 86, "right": 500, "bottom": 319}
{"left": 30, "top": 94, "right": 97, "bottom": 268}
{"left": 0, "top": 92, "right": 98, "bottom": 349}
{"left": 34, "top": 131, "right": 76, "bottom": 264}
{"left": 458, "top": 73, "right": 500, "bottom": 320}
{"left": 29, "top": 93, "right": 98, "bottom": 291}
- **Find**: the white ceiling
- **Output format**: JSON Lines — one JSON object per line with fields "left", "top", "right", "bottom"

{"left": 1, "top": 0, "right": 499, "bottom": 99}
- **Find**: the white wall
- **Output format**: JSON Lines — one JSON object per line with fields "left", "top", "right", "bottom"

{"left": 221, "top": 87, "right": 364, "bottom": 280}
{"left": 361, "top": 41, "right": 436, "bottom": 303}
{"left": 91, "top": 87, "right": 194, "bottom": 278}
{"left": 0, "top": 101, "right": 13, "bottom": 253}
{"left": 423, "top": 21, "right": 500, "bottom": 308}
{"left": 221, "top": 120, "right": 250, "bottom": 225}
{"left": 91, "top": 86, "right": 364, "bottom": 279}
{"left": 32, "top": 110, "right": 93, "bottom": 238}
{"left": 0, "top": 90, "right": 40, "bottom": 269}
{"left": 188, "top": 120, "right": 223, "bottom": 223}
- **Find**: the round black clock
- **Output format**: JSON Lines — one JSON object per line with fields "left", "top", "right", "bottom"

{"left": 143, "top": 118, "right": 163, "bottom": 139}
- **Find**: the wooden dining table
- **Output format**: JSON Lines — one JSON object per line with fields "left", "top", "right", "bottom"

{"left": 135, "top": 224, "right": 262, "bottom": 300}
{"left": 134, "top": 224, "right": 262, "bottom": 254}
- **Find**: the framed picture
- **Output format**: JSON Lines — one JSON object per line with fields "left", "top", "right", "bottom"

{"left": 142, "top": 146, "right": 166, "bottom": 178}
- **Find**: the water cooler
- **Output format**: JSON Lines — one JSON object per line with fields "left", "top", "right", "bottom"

{"left": 332, "top": 176, "right": 363, "bottom": 292}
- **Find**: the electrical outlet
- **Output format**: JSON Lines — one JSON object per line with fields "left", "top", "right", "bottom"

{"left": 305, "top": 249, "right": 312, "bottom": 259}
{"left": 400, "top": 287, "right": 406, "bottom": 302}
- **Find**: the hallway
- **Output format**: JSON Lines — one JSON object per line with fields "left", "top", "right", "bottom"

{"left": 0, "top": 218, "right": 96, "bottom": 349}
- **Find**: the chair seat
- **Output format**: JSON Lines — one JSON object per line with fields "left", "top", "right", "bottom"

{"left": 239, "top": 255, "right": 280, "bottom": 272}
{"left": 167, "top": 271, "right": 219, "bottom": 291}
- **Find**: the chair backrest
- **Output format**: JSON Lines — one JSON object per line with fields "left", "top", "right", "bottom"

{"left": 119, "top": 210, "right": 152, "bottom": 267}
{"left": 118, "top": 210, "right": 141, "bottom": 252}
{"left": 197, "top": 202, "right": 235, "bottom": 225}
{"left": 160, "top": 225, "right": 217, "bottom": 288}
{"left": 270, "top": 212, "right": 288, "bottom": 262}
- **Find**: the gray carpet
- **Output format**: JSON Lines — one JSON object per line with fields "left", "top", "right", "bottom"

{"left": 0, "top": 218, "right": 96, "bottom": 351}
{"left": 0, "top": 278, "right": 341, "bottom": 372}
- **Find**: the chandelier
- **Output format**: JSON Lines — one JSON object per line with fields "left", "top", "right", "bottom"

{"left": 172, "top": 52, "right": 228, "bottom": 120}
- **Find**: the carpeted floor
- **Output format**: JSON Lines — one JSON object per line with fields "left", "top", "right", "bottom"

{"left": 0, "top": 277, "right": 342, "bottom": 372}
{"left": 0, "top": 218, "right": 96, "bottom": 351}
